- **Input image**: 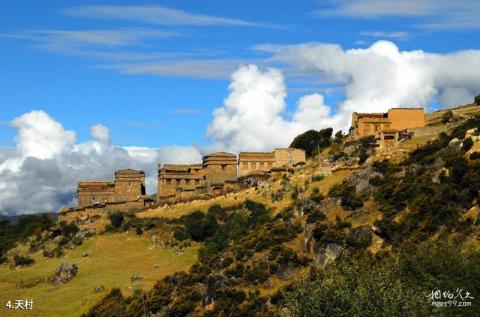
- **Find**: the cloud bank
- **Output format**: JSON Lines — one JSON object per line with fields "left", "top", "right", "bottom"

{"left": 0, "top": 111, "right": 201, "bottom": 215}
{"left": 208, "top": 41, "right": 480, "bottom": 152}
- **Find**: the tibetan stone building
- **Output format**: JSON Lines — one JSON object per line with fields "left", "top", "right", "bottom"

{"left": 77, "top": 169, "right": 145, "bottom": 208}
{"left": 350, "top": 108, "right": 425, "bottom": 139}
{"left": 157, "top": 152, "right": 238, "bottom": 198}
{"left": 157, "top": 164, "right": 206, "bottom": 198}
{"left": 238, "top": 148, "right": 306, "bottom": 177}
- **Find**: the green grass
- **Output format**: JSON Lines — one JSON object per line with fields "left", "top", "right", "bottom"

{"left": 0, "top": 232, "right": 199, "bottom": 317}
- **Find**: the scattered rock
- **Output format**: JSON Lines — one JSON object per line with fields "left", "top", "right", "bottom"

{"left": 150, "top": 235, "right": 160, "bottom": 244}
{"left": 43, "top": 248, "right": 55, "bottom": 258}
{"left": 315, "top": 243, "right": 343, "bottom": 269}
{"left": 81, "top": 252, "right": 89, "bottom": 257}
{"left": 6, "top": 248, "right": 20, "bottom": 257}
{"left": 153, "top": 263, "right": 160, "bottom": 269}
{"left": 93, "top": 285, "right": 105, "bottom": 293}
{"left": 53, "top": 235, "right": 64, "bottom": 245}
{"left": 52, "top": 263, "right": 78, "bottom": 285}
{"left": 131, "top": 273, "right": 143, "bottom": 282}
{"left": 449, "top": 138, "right": 462, "bottom": 148}
{"left": 276, "top": 263, "right": 294, "bottom": 280}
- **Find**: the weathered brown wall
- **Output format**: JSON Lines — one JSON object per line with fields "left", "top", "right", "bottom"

{"left": 114, "top": 169, "right": 145, "bottom": 202}
{"left": 77, "top": 182, "right": 115, "bottom": 208}
{"left": 388, "top": 108, "right": 425, "bottom": 131}
{"left": 157, "top": 164, "right": 205, "bottom": 198}
{"left": 203, "top": 152, "right": 237, "bottom": 186}
{"left": 273, "top": 148, "right": 306, "bottom": 168}
{"left": 238, "top": 152, "right": 275, "bottom": 177}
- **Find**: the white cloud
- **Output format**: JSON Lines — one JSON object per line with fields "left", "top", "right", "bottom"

{"left": 257, "top": 40, "right": 480, "bottom": 113}
{"left": 0, "top": 111, "right": 201, "bottom": 215}
{"left": 11, "top": 111, "right": 76, "bottom": 160}
{"left": 90, "top": 124, "right": 110, "bottom": 144}
{"left": 99, "top": 59, "right": 245, "bottom": 79}
{"left": 206, "top": 65, "right": 332, "bottom": 152}
{"left": 314, "top": 0, "right": 480, "bottom": 30}
{"left": 63, "top": 5, "right": 277, "bottom": 28}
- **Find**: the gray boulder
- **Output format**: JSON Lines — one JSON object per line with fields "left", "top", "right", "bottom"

{"left": 131, "top": 273, "right": 143, "bottom": 282}
{"left": 315, "top": 243, "right": 344, "bottom": 269}
{"left": 93, "top": 285, "right": 105, "bottom": 293}
{"left": 43, "top": 248, "right": 55, "bottom": 258}
{"left": 52, "top": 263, "right": 78, "bottom": 285}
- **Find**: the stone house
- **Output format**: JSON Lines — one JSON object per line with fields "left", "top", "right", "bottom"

{"left": 238, "top": 148, "right": 306, "bottom": 177}
{"left": 76, "top": 169, "right": 145, "bottom": 208}
{"left": 350, "top": 108, "right": 425, "bottom": 139}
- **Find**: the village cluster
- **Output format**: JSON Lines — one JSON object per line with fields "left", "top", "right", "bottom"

{"left": 67, "top": 108, "right": 425, "bottom": 214}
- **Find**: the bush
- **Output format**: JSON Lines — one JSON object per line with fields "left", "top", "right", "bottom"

{"left": 13, "top": 255, "right": 35, "bottom": 267}
{"left": 358, "top": 147, "right": 368, "bottom": 165}
{"left": 474, "top": 94, "right": 480, "bottom": 105}
{"left": 470, "top": 151, "right": 480, "bottom": 160}
{"left": 463, "top": 137, "right": 474, "bottom": 152}
{"left": 182, "top": 210, "right": 218, "bottom": 242}
{"left": 173, "top": 227, "right": 190, "bottom": 241}
{"left": 108, "top": 212, "right": 124, "bottom": 229}
{"left": 289, "top": 128, "right": 333, "bottom": 157}
{"left": 442, "top": 110, "right": 454, "bottom": 123}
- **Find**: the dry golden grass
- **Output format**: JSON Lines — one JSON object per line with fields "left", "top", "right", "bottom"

{"left": 0, "top": 233, "right": 199, "bottom": 317}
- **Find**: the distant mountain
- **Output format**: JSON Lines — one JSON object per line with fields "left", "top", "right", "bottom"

{"left": 0, "top": 212, "right": 58, "bottom": 224}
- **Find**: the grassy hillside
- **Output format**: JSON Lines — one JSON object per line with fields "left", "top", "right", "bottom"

{"left": 0, "top": 232, "right": 199, "bottom": 317}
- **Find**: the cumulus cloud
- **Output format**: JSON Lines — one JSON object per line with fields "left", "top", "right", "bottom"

{"left": 206, "top": 65, "right": 331, "bottom": 152}
{"left": 257, "top": 40, "right": 480, "bottom": 121}
{"left": 208, "top": 41, "right": 480, "bottom": 151}
{"left": 0, "top": 111, "right": 201, "bottom": 215}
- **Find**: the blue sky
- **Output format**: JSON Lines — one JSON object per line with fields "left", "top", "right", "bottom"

{"left": 1, "top": 0, "right": 480, "bottom": 148}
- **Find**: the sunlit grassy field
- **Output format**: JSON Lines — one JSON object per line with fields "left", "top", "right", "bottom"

{"left": 0, "top": 233, "right": 199, "bottom": 317}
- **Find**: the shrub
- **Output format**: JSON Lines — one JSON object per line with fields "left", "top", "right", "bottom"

{"left": 442, "top": 110, "right": 454, "bottom": 123}
{"left": 470, "top": 151, "right": 480, "bottom": 160}
{"left": 183, "top": 210, "right": 218, "bottom": 242}
{"left": 173, "top": 227, "right": 189, "bottom": 241}
{"left": 108, "top": 212, "right": 124, "bottom": 229}
{"left": 306, "top": 211, "right": 326, "bottom": 224}
{"left": 358, "top": 147, "right": 368, "bottom": 165}
{"left": 289, "top": 128, "right": 333, "bottom": 157}
{"left": 463, "top": 137, "right": 474, "bottom": 152}
{"left": 135, "top": 226, "right": 143, "bottom": 236}
{"left": 13, "top": 255, "right": 35, "bottom": 267}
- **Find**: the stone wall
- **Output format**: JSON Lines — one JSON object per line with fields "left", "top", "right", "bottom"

{"left": 157, "top": 164, "right": 205, "bottom": 198}
{"left": 273, "top": 148, "right": 306, "bottom": 168}
{"left": 77, "top": 169, "right": 145, "bottom": 208}
{"left": 114, "top": 169, "right": 145, "bottom": 202}
{"left": 203, "top": 152, "right": 237, "bottom": 187}
{"left": 351, "top": 108, "right": 425, "bottom": 139}
{"left": 238, "top": 152, "right": 275, "bottom": 177}
{"left": 388, "top": 108, "right": 425, "bottom": 131}
{"left": 77, "top": 181, "right": 115, "bottom": 208}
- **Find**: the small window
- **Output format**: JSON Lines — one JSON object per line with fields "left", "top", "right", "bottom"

{"left": 221, "top": 164, "right": 227, "bottom": 170}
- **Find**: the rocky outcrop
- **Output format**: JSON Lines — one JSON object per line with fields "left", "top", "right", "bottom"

{"left": 315, "top": 243, "right": 344, "bottom": 269}
{"left": 52, "top": 263, "right": 78, "bottom": 285}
